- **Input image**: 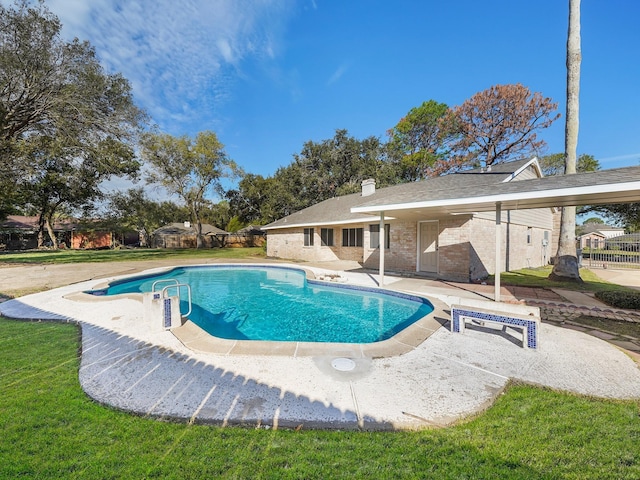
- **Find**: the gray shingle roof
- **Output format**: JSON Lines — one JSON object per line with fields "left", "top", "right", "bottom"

{"left": 263, "top": 158, "right": 538, "bottom": 229}
{"left": 580, "top": 224, "right": 624, "bottom": 234}
{"left": 353, "top": 164, "right": 640, "bottom": 216}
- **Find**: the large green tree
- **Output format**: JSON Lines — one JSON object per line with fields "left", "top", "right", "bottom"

{"left": 18, "top": 134, "right": 139, "bottom": 248}
{"left": 387, "top": 100, "right": 456, "bottom": 181}
{"left": 538, "top": 153, "right": 599, "bottom": 176}
{"left": 0, "top": 0, "right": 145, "bottom": 238}
{"left": 586, "top": 203, "right": 640, "bottom": 232}
{"left": 0, "top": 0, "right": 144, "bottom": 165}
{"left": 289, "top": 129, "right": 389, "bottom": 201}
{"left": 104, "top": 188, "right": 189, "bottom": 247}
{"left": 141, "top": 131, "right": 238, "bottom": 248}
{"left": 227, "top": 174, "right": 278, "bottom": 224}
{"left": 204, "top": 200, "right": 232, "bottom": 231}
{"left": 228, "top": 129, "right": 392, "bottom": 223}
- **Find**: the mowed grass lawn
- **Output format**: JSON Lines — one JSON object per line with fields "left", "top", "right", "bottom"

{"left": 490, "top": 265, "right": 636, "bottom": 293}
{"left": 0, "top": 246, "right": 266, "bottom": 265}
{"left": 1, "top": 318, "right": 639, "bottom": 479}
{"left": 1, "top": 250, "right": 639, "bottom": 478}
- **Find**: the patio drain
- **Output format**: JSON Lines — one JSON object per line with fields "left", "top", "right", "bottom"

{"left": 331, "top": 357, "right": 356, "bottom": 371}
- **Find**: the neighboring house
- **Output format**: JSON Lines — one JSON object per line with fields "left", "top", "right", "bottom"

{"left": 151, "top": 222, "right": 229, "bottom": 249}
{"left": 263, "top": 158, "right": 558, "bottom": 282}
{"left": 0, "top": 215, "right": 113, "bottom": 250}
{"left": 577, "top": 224, "right": 625, "bottom": 250}
{"left": 227, "top": 225, "right": 266, "bottom": 248}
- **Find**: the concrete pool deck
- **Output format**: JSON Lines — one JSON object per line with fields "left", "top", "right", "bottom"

{"left": 1, "top": 261, "right": 639, "bottom": 430}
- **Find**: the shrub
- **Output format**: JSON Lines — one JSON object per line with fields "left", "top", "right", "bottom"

{"left": 594, "top": 290, "right": 640, "bottom": 310}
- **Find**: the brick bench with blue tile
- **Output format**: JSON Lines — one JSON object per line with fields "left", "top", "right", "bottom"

{"left": 450, "top": 298, "right": 540, "bottom": 349}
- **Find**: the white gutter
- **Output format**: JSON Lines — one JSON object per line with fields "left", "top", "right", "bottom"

{"left": 262, "top": 215, "right": 396, "bottom": 231}
{"left": 351, "top": 180, "right": 640, "bottom": 214}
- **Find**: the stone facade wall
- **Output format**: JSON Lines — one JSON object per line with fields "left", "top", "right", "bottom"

{"left": 438, "top": 217, "right": 473, "bottom": 281}
{"left": 267, "top": 213, "right": 554, "bottom": 282}
{"left": 266, "top": 228, "right": 341, "bottom": 262}
{"left": 363, "top": 221, "right": 417, "bottom": 272}
{"left": 267, "top": 222, "right": 419, "bottom": 268}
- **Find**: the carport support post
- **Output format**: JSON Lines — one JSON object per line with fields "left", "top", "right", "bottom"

{"left": 379, "top": 211, "right": 385, "bottom": 286}
{"left": 495, "top": 202, "right": 502, "bottom": 302}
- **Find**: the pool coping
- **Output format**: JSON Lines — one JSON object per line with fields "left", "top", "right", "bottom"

{"left": 172, "top": 300, "right": 449, "bottom": 358}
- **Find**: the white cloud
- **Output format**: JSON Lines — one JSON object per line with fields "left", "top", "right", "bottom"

{"left": 599, "top": 153, "right": 640, "bottom": 165}
{"left": 45, "top": 0, "right": 296, "bottom": 133}
{"left": 327, "top": 62, "right": 349, "bottom": 86}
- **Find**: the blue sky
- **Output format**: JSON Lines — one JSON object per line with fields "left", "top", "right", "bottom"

{"left": 41, "top": 0, "right": 640, "bottom": 178}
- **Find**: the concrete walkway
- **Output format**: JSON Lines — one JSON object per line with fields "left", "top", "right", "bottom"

{"left": 1, "top": 261, "right": 639, "bottom": 430}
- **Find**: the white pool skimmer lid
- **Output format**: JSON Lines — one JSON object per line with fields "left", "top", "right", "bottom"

{"left": 331, "top": 357, "right": 356, "bottom": 372}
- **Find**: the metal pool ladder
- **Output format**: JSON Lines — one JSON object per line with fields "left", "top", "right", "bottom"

{"left": 151, "top": 278, "right": 192, "bottom": 317}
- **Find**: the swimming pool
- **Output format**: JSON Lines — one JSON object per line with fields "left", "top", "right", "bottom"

{"left": 94, "top": 266, "right": 434, "bottom": 344}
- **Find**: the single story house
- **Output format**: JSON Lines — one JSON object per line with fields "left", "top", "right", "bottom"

{"left": 0, "top": 215, "right": 115, "bottom": 250}
{"left": 263, "top": 158, "right": 558, "bottom": 282}
{"left": 151, "top": 222, "right": 229, "bottom": 249}
{"left": 577, "top": 224, "right": 625, "bottom": 250}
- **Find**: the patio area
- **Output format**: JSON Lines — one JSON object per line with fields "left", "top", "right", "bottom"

{"left": 1, "top": 262, "right": 639, "bottom": 430}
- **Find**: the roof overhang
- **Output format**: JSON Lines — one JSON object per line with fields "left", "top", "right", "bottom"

{"left": 262, "top": 215, "right": 395, "bottom": 231}
{"left": 351, "top": 176, "right": 640, "bottom": 220}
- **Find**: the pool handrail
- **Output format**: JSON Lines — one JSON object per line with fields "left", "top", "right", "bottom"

{"left": 161, "top": 283, "right": 192, "bottom": 317}
{"left": 152, "top": 278, "right": 180, "bottom": 292}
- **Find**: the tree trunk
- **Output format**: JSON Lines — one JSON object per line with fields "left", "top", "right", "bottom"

{"left": 37, "top": 213, "right": 46, "bottom": 248}
{"left": 139, "top": 228, "right": 148, "bottom": 247}
{"left": 549, "top": 206, "right": 581, "bottom": 281}
{"left": 44, "top": 213, "right": 59, "bottom": 249}
{"left": 196, "top": 221, "right": 203, "bottom": 249}
{"left": 190, "top": 205, "right": 203, "bottom": 249}
{"left": 550, "top": 0, "right": 582, "bottom": 282}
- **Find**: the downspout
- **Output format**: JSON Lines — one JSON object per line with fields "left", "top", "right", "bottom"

{"left": 379, "top": 211, "right": 385, "bottom": 286}
{"left": 495, "top": 202, "right": 502, "bottom": 302}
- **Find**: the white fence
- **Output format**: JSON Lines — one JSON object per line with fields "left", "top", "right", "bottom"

{"left": 582, "top": 234, "right": 640, "bottom": 270}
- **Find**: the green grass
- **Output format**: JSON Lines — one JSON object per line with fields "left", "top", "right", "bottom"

{"left": 584, "top": 248, "right": 640, "bottom": 257}
{"left": 490, "top": 265, "right": 637, "bottom": 294}
{"left": 566, "top": 315, "right": 640, "bottom": 339}
{"left": 1, "top": 317, "right": 639, "bottom": 479}
{"left": 0, "top": 247, "right": 266, "bottom": 265}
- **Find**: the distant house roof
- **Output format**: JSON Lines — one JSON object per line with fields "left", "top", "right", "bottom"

{"left": 236, "top": 225, "right": 265, "bottom": 235}
{"left": 580, "top": 224, "right": 624, "bottom": 235}
{"left": 263, "top": 158, "right": 542, "bottom": 230}
{"left": 152, "top": 222, "right": 229, "bottom": 236}
{"left": 1, "top": 215, "right": 75, "bottom": 232}
{"left": 579, "top": 230, "right": 606, "bottom": 239}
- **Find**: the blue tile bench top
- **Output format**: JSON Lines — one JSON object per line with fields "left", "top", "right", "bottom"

{"left": 451, "top": 304, "right": 539, "bottom": 349}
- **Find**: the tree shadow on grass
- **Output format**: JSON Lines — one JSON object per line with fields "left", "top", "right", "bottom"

{"left": 0, "top": 297, "right": 394, "bottom": 430}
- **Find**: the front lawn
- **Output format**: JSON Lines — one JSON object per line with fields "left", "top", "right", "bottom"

{"left": 0, "top": 246, "right": 265, "bottom": 264}
{"left": 1, "top": 317, "right": 639, "bottom": 479}
{"left": 490, "top": 265, "right": 636, "bottom": 294}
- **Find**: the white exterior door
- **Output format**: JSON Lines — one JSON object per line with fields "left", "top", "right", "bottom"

{"left": 419, "top": 221, "right": 439, "bottom": 273}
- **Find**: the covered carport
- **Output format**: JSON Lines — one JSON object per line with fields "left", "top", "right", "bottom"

{"left": 351, "top": 165, "right": 640, "bottom": 301}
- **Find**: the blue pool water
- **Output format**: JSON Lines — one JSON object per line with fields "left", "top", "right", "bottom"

{"left": 94, "top": 266, "right": 434, "bottom": 344}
